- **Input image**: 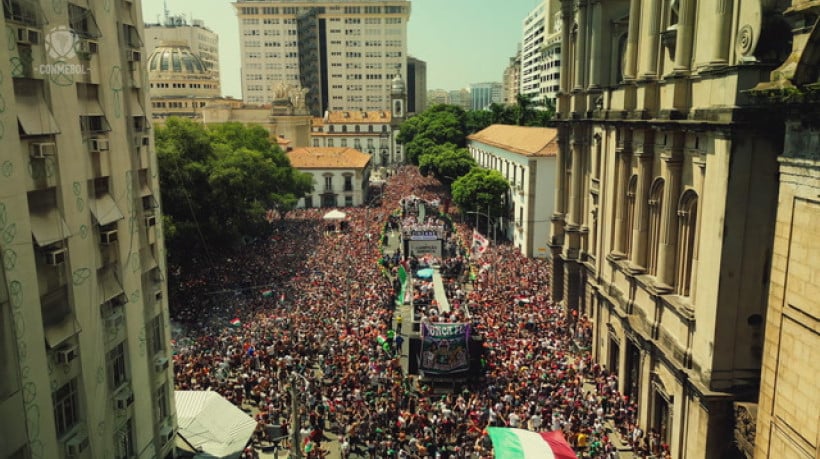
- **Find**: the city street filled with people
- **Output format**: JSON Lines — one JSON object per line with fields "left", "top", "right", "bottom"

{"left": 168, "top": 166, "right": 668, "bottom": 459}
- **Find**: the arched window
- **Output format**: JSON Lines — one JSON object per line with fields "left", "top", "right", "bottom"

{"left": 675, "top": 190, "right": 698, "bottom": 296}
{"left": 624, "top": 175, "right": 638, "bottom": 257}
{"left": 647, "top": 178, "right": 665, "bottom": 275}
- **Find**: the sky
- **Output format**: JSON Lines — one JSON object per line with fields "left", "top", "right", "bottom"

{"left": 141, "top": 0, "right": 542, "bottom": 99}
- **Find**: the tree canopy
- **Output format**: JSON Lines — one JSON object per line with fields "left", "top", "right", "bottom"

{"left": 418, "top": 143, "right": 476, "bottom": 185}
{"left": 450, "top": 168, "right": 509, "bottom": 222}
{"left": 155, "top": 118, "right": 312, "bottom": 264}
{"left": 396, "top": 104, "right": 467, "bottom": 164}
{"left": 464, "top": 94, "right": 555, "bottom": 133}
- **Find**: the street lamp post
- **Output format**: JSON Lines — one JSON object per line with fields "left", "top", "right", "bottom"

{"left": 289, "top": 372, "right": 311, "bottom": 459}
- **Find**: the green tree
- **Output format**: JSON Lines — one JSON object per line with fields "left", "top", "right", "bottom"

{"left": 155, "top": 118, "right": 312, "bottom": 264}
{"left": 451, "top": 168, "right": 509, "bottom": 225}
{"left": 397, "top": 104, "right": 467, "bottom": 164}
{"left": 418, "top": 143, "right": 476, "bottom": 185}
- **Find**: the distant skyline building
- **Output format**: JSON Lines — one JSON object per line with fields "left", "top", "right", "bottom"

{"left": 406, "top": 55, "right": 427, "bottom": 115}
{"left": 448, "top": 88, "right": 470, "bottom": 110}
{"left": 144, "top": 14, "right": 221, "bottom": 87}
{"left": 426, "top": 89, "right": 449, "bottom": 106}
{"left": 234, "top": 0, "right": 411, "bottom": 115}
{"left": 520, "top": 0, "right": 561, "bottom": 106}
{"left": 502, "top": 51, "right": 521, "bottom": 105}
{"left": 469, "top": 82, "right": 503, "bottom": 110}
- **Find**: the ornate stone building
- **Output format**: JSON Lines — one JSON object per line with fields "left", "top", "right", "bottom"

{"left": 549, "top": 1, "right": 799, "bottom": 457}
{"left": 747, "top": 2, "right": 820, "bottom": 458}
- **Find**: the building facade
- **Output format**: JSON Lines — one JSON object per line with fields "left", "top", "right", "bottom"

{"left": 468, "top": 125, "right": 557, "bottom": 259}
{"left": 147, "top": 41, "right": 222, "bottom": 124}
{"left": 549, "top": 1, "right": 792, "bottom": 458}
{"left": 234, "top": 0, "right": 411, "bottom": 114}
{"left": 0, "top": 0, "right": 175, "bottom": 458}
{"left": 310, "top": 110, "right": 395, "bottom": 165}
{"left": 520, "top": 0, "right": 561, "bottom": 106}
{"left": 502, "top": 52, "right": 521, "bottom": 105}
{"left": 747, "top": 3, "right": 820, "bottom": 458}
{"left": 426, "top": 89, "right": 449, "bottom": 106}
{"left": 406, "top": 55, "right": 427, "bottom": 115}
{"left": 144, "top": 15, "right": 220, "bottom": 85}
{"left": 469, "top": 82, "right": 503, "bottom": 110}
{"left": 286, "top": 147, "right": 372, "bottom": 208}
{"left": 447, "top": 88, "right": 470, "bottom": 111}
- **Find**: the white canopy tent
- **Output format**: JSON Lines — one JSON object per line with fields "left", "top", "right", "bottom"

{"left": 175, "top": 390, "right": 257, "bottom": 459}
{"left": 322, "top": 209, "right": 347, "bottom": 220}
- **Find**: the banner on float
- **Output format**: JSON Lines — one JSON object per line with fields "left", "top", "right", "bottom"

{"left": 419, "top": 322, "right": 470, "bottom": 374}
{"left": 396, "top": 264, "right": 408, "bottom": 306}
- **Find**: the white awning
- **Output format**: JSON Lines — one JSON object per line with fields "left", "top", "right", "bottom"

{"left": 129, "top": 90, "right": 145, "bottom": 117}
{"left": 98, "top": 267, "right": 123, "bottom": 304}
{"left": 78, "top": 95, "right": 105, "bottom": 116}
{"left": 30, "top": 207, "right": 71, "bottom": 246}
{"left": 89, "top": 194, "right": 124, "bottom": 225}
{"left": 44, "top": 316, "right": 80, "bottom": 348}
{"left": 140, "top": 248, "right": 158, "bottom": 272}
{"left": 140, "top": 180, "right": 153, "bottom": 197}
{"left": 175, "top": 391, "right": 258, "bottom": 459}
{"left": 323, "top": 209, "right": 347, "bottom": 220}
{"left": 15, "top": 89, "right": 60, "bottom": 136}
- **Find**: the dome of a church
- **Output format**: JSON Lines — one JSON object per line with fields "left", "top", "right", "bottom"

{"left": 147, "top": 41, "right": 210, "bottom": 76}
{"left": 391, "top": 74, "right": 406, "bottom": 94}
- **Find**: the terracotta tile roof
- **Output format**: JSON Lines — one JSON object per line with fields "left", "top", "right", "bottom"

{"left": 467, "top": 124, "right": 559, "bottom": 157}
{"left": 287, "top": 147, "right": 371, "bottom": 169}
{"left": 324, "top": 110, "right": 392, "bottom": 124}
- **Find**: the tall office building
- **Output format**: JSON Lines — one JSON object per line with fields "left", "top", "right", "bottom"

{"left": 0, "top": 1, "right": 175, "bottom": 458}
{"left": 520, "top": 0, "right": 561, "bottom": 106}
{"left": 234, "top": 0, "right": 411, "bottom": 115}
{"left": 144, "top": 14, "right": 220, "bottom": 86}
{"left": 406, "top": 55, "right": 426, "bottom": 115}
{"left": 469, "top": 82, "right": 503, "bottom": 110}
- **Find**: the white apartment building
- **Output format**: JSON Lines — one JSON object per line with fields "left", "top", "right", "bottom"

{"left": 234, "top": 0, "right": 411, "bottom": 115}
{"left": 0, "top": 0, "right": 175, "bottom": 458}
{"left": 144, "top": 15, "right": 220, "bottom": 85}
{"left": 520, "top": 0, "right": 561, "bottom": 106}
{"left": 467, "top": 125, "right": 558, "bottom": 259}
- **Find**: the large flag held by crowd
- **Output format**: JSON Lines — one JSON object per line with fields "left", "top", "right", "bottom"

{"left": 419, "top": 322, "right": 471, "bottom": 374}
{"left": 471, "top": 229, "right": 489, "bottom": 258}
{"left": 487, "top": 428, "right": 578, "bottom": 459}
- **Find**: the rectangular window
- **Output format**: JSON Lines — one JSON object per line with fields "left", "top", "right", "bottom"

{"left": 114, "top": 418, "right": 134, "bottom": 459}
{"left": 156, "top": 384, "right": 169, "bottom": 423}
{"left": 149, "top": 315, "right": 163, "bottom": 356}
{"left": 324, "top": 176, "right": 332, "bottom": 191}
{"left": 345, "top": 196, "right": 353, "bottom": 207}
{"left": 53, "top": 379, "right": 80, "bottom": 437}
{"left": 108, "top": 342, "right": 127, "bottom": 390}
{"left": 344, "top": 176, "right": 353, "bottom": 192}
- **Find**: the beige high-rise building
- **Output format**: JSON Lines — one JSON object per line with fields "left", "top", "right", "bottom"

{"left": 502, "top": 52, "right": 521, "bottom": 105}
{"left": 520, "top": 0, "right": 561, "bottom": 106}
{"left": 0, "top": 1, "right": 175, "bottom": 458}
{"left": 548, "top": 1, "right": 808, "bottom": 458}
{"left": 144, "top": 15, "right": 220, "bottom": 86}
{"left": 234, "top": 0, "right": 411, "bottom": 115}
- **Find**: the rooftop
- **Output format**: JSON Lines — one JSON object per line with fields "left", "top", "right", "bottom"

{"left": 287, "top": 147, "right": 371, "bottom": 169}
{"left": 467, "top": 124, "right": 558, "bottom": 157}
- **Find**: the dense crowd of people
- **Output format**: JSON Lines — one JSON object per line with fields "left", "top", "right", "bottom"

{"left": 168, "top": 166, "right": 668, "bottom": 459}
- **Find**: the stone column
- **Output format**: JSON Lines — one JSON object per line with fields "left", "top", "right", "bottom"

{"left": 623, "top": 0, "right": 641, "bottom": 80}
{"left": 559, "top": 0, "right": 574, "bottom": 93}
{"left": 552, "top": 128, "right": 570, "bottom": 232}
{"left": 612, "top": 130, "right": 632, "bottom": 257}
{"left": 587, "top": 0, "right": 604, "bottom": 89}
{"left": 710, "top": 0, "right": 734, "bottom": 66}
{"left": 640, "top": 0, "right": 661, "bottom": 78}
{"left": 629, "top": 133, "right": 654, "bottom": 269}
{"left": 573, "top": 0, "right": 589, "bottom": 91}
{"left": 673, "top": 0, "right": 696, "bottom": 73}
{"left": 656, "top": 154, "right": 682, "bottom": 288}
{"left": 568, "top": 129, "right": 586, "bottom": 228}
